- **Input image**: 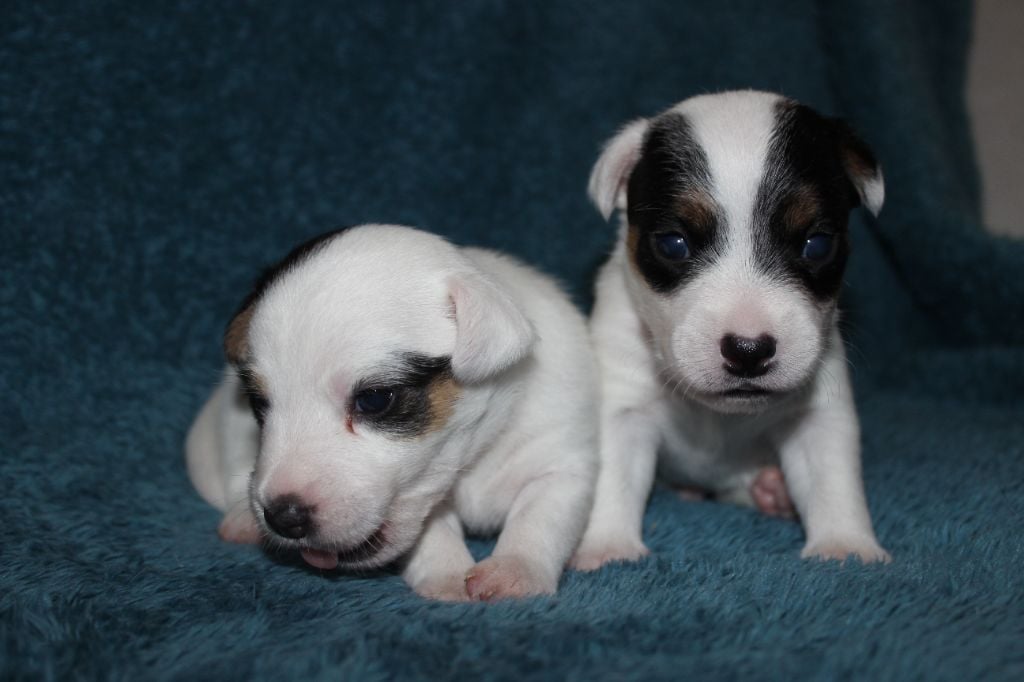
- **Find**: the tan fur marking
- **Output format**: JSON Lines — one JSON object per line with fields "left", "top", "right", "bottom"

{"left": 784, "top": 186, "right": 821, "bottom": 234}
{"left": 626, "top": 223, "right": 640, "bottom": 256}
{"left": 675, "top": 190, "right": 716, "bottom": 231}
{"left": 841, "top": 146, "right": 874, "bottom": 183}
{"left": 251, "top": 372, "right": 269, "bottom": 396}
{"left": 224, "top": 305, "right": 254, "bottom": 365}
{"left": 425, "top": 374, "right": 460, "bottom": 433}
{"left": 626, "top": 190, "right": 715, "bottom": 273}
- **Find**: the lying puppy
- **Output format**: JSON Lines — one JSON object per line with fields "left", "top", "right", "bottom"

{"left": 572, "top": 90, "right": 889, "bottom": 569}
{"left": 186, "top": 224, "right": 597, "bottom": 600}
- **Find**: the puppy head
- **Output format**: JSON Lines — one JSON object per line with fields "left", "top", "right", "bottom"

{"left": 224, "top": 225, "right": 534, "bottom": 568}
{"left": 590, "top": 90, "right": 883, "bottom": 413}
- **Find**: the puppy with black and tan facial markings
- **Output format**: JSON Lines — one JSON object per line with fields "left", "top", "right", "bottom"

{"left": 572, "top": 90, "right": 889, "bottom": 570}
{"left": 186, "top": 225, "right": 597, "bottom": 601}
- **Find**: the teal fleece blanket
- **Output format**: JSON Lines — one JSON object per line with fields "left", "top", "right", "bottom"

{"left": 3, "top": 1, "right": 1023, "bottom": 679}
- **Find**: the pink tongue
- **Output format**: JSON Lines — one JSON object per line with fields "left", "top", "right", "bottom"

{"left": 301, "top": 549, "right": 339, "bottom": 570}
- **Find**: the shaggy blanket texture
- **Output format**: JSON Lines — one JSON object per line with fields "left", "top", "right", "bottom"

{"left": 3, "top": 1, "right": 1023, "bottom": 679}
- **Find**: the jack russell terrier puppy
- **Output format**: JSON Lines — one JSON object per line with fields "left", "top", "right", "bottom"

{"left": 186, "top": 224, "right": 598, "bottom": 601}
{"left": 572, "top": 90, "right": 889, "bottom": 570}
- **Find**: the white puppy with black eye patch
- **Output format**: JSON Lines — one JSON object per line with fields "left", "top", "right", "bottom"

{"left": 186, "top": 224, "right": 597, "bottom": 601}
{"left": 572, "top": 90, "right": 889, "bottom": 570}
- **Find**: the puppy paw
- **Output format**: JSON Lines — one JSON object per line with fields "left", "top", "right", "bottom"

{"left": 217, "top": 504, "right": 261, "bottom": 544}
{"left": 750, "top": 466, "right": 797, "bottom": 520}
{"left": 802, "top": 538, "right": 891, "bottom": 564}
{"left": 570, "top": 535, "right": 650, "bottom": 572}
{"left": 409, "top": 573, "right": 472, "bottom": 602}
{"left": 464, "top": 556, "right": 556, "bottom": 601}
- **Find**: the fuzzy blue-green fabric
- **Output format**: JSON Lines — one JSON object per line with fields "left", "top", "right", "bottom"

{"left": 3, "top": 1, "right": 1023, "bottom": 679}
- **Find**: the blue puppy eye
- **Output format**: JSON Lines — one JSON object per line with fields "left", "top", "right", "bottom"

{"left": 802, "top": 233, "right": 834, "bottom": 262}
{"left": 655, "top": 232, "right": 690, "bottom": 260}
{"left": 354, "top": 388, "right": 395, "bottom": 416}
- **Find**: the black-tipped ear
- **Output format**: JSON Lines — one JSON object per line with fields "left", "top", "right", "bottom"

{"left": 833, "top": 119, "right": 884, "bottom": 217}
{"left": 588, "top": 118, "right": 650, "bottom": 220}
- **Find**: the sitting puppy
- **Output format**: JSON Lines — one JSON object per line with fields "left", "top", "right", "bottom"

{"left": 572, "top": 90, "right": 889, "bottom": 569}
{"left": 186, "top": 224, "right": 597, "bottom": 600}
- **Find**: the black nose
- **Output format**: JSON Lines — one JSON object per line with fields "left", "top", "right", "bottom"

{"left": 720, "top": 333, "right": 776, "bottom": 378}
{"left": 263, "top": 495, "right": 314, "bottom": 539}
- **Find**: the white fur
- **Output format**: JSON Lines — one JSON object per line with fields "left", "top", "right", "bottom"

{"left": 588, "top": 118, "right": 650, "bottom": 220}
{"left": 859, "top": 168, "right": 885, "bottom": 217}
{"left": 574, "top": 91, "right": 889, "bottom": 569}
{"left": 186, "top": 225, "right": 598, "bottom": 600}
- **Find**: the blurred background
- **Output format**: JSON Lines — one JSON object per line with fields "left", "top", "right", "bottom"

{"left": 968, "top": 0, "right": 1023, "bottom": 237}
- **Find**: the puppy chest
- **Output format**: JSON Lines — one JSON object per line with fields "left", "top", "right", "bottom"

{"left": 657, "top": 415, "right": 777, "bottom": 490}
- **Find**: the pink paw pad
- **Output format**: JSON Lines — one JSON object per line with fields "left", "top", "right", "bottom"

{"left": 464, "top": 556, "right": 555, "bottom": 602}
{"left": 217, "top": 506, "right": 262, "bottom": 544}
{"left": 750, "top": 466, "right": 796, "bottom": 520}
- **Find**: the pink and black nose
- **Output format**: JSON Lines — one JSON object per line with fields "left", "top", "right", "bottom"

{"left": 720, "top": 333, "right": 776, "bottom": 378}
{"left": 263, "top": 495, "right": 314, "bottom": 539}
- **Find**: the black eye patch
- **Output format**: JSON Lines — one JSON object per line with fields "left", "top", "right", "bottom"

{"left": 350, "top": 354, "right": 455, "bottom": 438}
{"left": 237, "top": 367, "right": 270, "bottom": 428}
{"left": 752, "top": 102, "right": 859, "bottom": 300}
{"left": 626, "top": 113, "right": 723, "bottom": 294}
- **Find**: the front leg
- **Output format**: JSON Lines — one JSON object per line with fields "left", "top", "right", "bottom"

{"left": 187, "top": 370, "right": 265, "bottom": 542}
{"left": 572, "top": 260, "right": 664, "bottom": 571}
{"left": 778, "top": 405, "right": 889, "bottom": 564}
{"left": 571, "top": 408, "right": 660, "bottom": 571}
{"left": 401, "top": 503, "right": 476, "bottom": 601}
{"left": 465, "top": 466, "right": 593, "bottom": 601}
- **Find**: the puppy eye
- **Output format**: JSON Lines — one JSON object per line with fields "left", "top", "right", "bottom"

{"left": 353, "top": 388, "right": 396, "bottom": 416}
{"left": 247, "top": 393, "right": 269, "bottom": 427}
{"left": 654, "top": 232, "right": 690, "bottom": 261}
{"left": 802, "top": 233, "right": 835, "bottom": 263}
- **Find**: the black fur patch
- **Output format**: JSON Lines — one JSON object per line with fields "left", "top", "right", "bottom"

{"left": 626, "top": 113, "right": 723, "bottom": 294}
{"left": 238, "top": 368, "right": 269, "bottom": 428}
{"left": 351, "top": 354, "right": 454, "bottom": 438}
{"left": 752, "top": 101, "right": 870, "bottom": 300}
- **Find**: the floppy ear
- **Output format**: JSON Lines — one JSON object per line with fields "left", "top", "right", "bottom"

{"left": 447, "top": 270, "right": 536, "bottom": 384}
{"left": 588, "top": 118, "right": 650, "bottom": 220}
{"left": 834, "top": 119, "right": 885, "bottom": 217}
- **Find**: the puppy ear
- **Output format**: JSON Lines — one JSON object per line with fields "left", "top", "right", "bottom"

{"left": 448, "top": 270, "right": 536, "bottom": 384}
{"left": 834, "top": 120, "right": 884, "bottom": 217}
{"left": 588, "top": 118, "right": 650, "bottom": 220}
